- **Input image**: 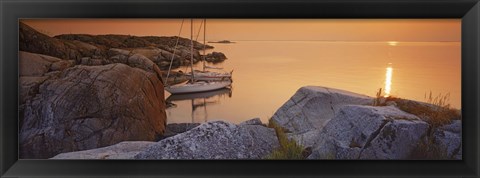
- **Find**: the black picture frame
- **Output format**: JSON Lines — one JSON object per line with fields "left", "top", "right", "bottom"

{"left": 1, "top": 0, "right": 479, "bottom": 177}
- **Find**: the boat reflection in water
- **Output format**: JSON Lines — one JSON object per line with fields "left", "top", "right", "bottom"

{"left": 166, "top": 88, "right": 233, "bottom": 123}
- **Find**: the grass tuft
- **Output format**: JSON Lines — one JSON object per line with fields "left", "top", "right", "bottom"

{"left": 265, "top": 119, "right": 306, "bottom": 159}
{"left": 372, "top": 88, "right": 460, "bottom": 127}
{"left": 372, "top": 88, "right": 385, "bottom": 106}
{"left": 390, "top": 92, "right": 460, "bottom": 127}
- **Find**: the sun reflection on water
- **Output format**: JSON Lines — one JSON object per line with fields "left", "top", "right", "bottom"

{"left": 384, "top": 64, "right": 393, "bottom": 97}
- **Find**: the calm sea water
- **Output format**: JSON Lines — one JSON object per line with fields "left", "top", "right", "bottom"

{"left": 165, "top": 41, "right": 461, "bottom": 124}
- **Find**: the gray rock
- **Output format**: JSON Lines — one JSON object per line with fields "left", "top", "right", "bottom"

{"left": 20, "top": 63, "right": 167, "bottom": 159}
{"left": 271, "top": 86, "right": 373, "bottom": 134}
{"left": 432, "top": 120, "right": 462, "bottom": 159}
{"left": 308, "top": 105, "right": 429, "bottom": 159}
{"left": 239, "top": 118, "right": 263, "bottom": 126}
{"left": 437, "top": 120, "right": 461, "bottom": 133}
{"left": 135, "top": 121, "right": 279, "bottom": 159}
{"left": 161, "top": 123, "right": 201, "bottom": 139}
{"left": 51, "top": 141, "right": 155, "bottom": 159}
{"left": 287, "top": 129, "right": 323, "bottom": 149}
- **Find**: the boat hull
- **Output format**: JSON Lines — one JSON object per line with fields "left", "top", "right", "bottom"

{"left": 194, "top": 76, "right": 232, "bottom": 81}
{"left": 165, "top": 81, "right": 232, "bottom": 94}
{"left": 166, "top": 88, "right": 231, "bottom": 101}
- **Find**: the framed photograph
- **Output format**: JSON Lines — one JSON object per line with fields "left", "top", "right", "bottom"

{"left": 1, "top": 0, "right": 479, "bottom": 177}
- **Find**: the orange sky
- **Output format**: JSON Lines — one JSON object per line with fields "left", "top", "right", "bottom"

{"left": 21, "top": 19, "right": 460, "bottom": 42}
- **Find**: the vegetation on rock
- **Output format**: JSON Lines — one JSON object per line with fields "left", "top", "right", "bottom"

{"left": 265, "top": 120, "right": 306, "bottom": 159}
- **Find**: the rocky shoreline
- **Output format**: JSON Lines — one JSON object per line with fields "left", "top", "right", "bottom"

{"left": 20, "top": 22, "right": 227, "bottom": 71}
{"left": 51, "top": 86, "right": 461, "bottom": 160}
{"left": 19, "top": 22, "right": 461, "bottom": 160}
{"left": 52, "top": 119, "right": 275, "bottom": 159}
{"left": 18, "top": 22, "right": 227, "bottom": 158}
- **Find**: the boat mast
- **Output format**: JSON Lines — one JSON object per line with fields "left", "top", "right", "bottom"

{"left": 190, "top": 19, "right": 195, "bottom": 82}
{"left": 203, "top": 19, "right": 207, "bottom": 72}
{"left": 165, "top": 19, "right": 185, "bottom": 86}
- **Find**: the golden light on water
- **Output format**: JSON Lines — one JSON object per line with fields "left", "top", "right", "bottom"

{"left": 384, "top": 66, "right": 393, "bottom": 97}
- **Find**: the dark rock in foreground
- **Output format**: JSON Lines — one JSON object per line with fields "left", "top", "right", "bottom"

{"left": 135, "top": 121, "right": 279, "bottom": 159}
{"left": 20, "top": 63, "right": 167, "bottom": 159}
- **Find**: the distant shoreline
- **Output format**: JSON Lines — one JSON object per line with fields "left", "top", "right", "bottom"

{"left": 208, "top": 40, "right": 236, "bottom": 44}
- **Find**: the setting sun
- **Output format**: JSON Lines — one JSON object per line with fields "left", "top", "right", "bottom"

{"left": 388, "top": 41, "right": 398, "bottom": 46}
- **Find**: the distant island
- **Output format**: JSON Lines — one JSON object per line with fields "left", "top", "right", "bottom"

{"left": 208, "top": 40, "right": 236, "bottom": 44}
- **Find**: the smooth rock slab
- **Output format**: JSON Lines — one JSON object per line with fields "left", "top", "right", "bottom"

{"left": 135, "top": 121, "right": 279, "bottom": 159}
{"left": 271, "top": 86, "right": 373, "bottom": 134}
{"left": 51, "top": 141, "right": 155, "bottom": 159}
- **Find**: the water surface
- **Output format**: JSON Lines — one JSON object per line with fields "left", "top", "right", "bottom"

{"left": 165, "top": 41, "right": 461, "bottom": 124}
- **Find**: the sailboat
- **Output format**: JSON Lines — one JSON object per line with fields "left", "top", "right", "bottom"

{"left": 188, "top": 69, "right": 233, "bottom": 81}
{"left": 165, "top": 19, "right": 232, "bottom": 94}
{"left": 185, "top": 19, "right": 233, "bottom": 82}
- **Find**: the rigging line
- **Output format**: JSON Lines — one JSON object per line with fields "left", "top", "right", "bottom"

{"left": 190, "top": 19, "right": 195, "bottom": 82}
{"left": 165, "top": 19, "right": 185, "bottom": 86}
{"left": 203, "top": 19, "right": 207, "bottom": 72}
{"left": 195, "top": 19, "right": 204, "bottom": 42}
{"left": 184, "top": 19, "right": 203, "bottom": 74}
